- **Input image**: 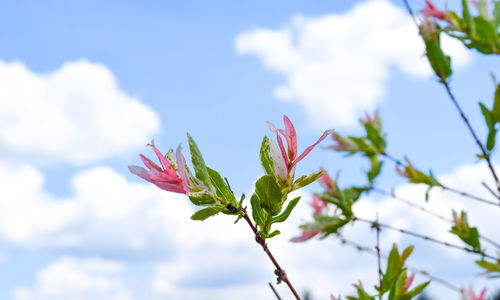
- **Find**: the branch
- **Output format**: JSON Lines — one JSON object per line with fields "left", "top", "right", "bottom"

{"left": 338, "top": 236, "right": 465, "bottom": 295}
{"left": 240, "top": 207, "right": 302, "bottom": 300}
{"left": 353, "top": 216, "right": 497, "bottom": 260}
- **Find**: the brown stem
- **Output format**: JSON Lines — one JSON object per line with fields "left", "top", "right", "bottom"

{"left": 375, "top": 215, "right": 383, "bottom": 300}
{"left": 241, "top": 208, "right": 302, "bottom": 300}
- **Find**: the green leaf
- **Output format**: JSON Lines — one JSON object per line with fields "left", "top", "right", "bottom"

{"left": 368, "top": 155, "right": 383, "bottom": 184}
{"left": 191, "top": 205, "right": 224, "bottom": 221}
{"left": 293, "top": 170, "right": 325, "bottom": 190}
{"left": 188, "top": 191, "right": 216, "bottom": 206}
{"left": 400, "top": 246, "right": 414, "bottom": 265}
{"left": 187, "top": 133, "right": 214, "bottom": 193}
{"left": 476, "top": 259, "right": 500, "bottom": 273}
{"left": 309, "top": 215, "right": 350, "bottom": 236}
{"left": 480, "top": 102, "right": 494, "bottom": 129}
{"left": 462, "top": 0, "right": 474, "bottom": 35}
{"left": 494, "top": 0, "right": 500, "bottom": 29}
{"left": 474, "top": 16, "right": 499, "bottom": 52}
{"left": 250, "top": 193, "right": 266, "bottom": 228}
{"left": 254, "top": 175, "right": 283, "bottom": 216}
{"left": 365, "top": 123, "right": 386, "bottom": 152}
{"left": 260, "top": 136, "right": 276, "bottom": 178}
{"left": 207, "top": 167, "right": 236, "bottom": 205}
{"left": 270, "top": 196, "right": 300, "bottom": 224}
{"left": 493, "top": 84, "right": 500, "bottom": 121}
{"left": 408, "top": 281, "right": 430, "bottom": 298}
{"left": 424, "top": 36, "right": 452, "bottom": 80}
{"left": 267, "top": 230, "right": 281, "bottom": 238}
{"left": 487, "top": 128, "right": 497, "bottom": 151}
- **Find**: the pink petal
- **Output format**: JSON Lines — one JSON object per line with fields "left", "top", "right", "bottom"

{"left": 404, "top": 273, "right": 415, "bottom": 292}
{"left": 290, "top": 230, "right": 318, "bottom": 242}
{"left": 153, "top": 181, "right": 187, "bottom": 194}
{"left": 140, "top": 154, "right": 161, "bottom": 171}
{"left": 176, "top": 145, "right": 190, "bottom": 192}
{"left": 128, "top": 165, "right": 153, "bottom": 183}
{"left": 311, "top": 196, "right": 327, "bottom": 215}
{"left": 267, "top": 121, "right": 289, "bottom": 167}
{"left": 269, "top": 139, "right": 288, "bottom": 182}
{"left": 292, "top": 129, "right": 334, "bottom": 169}
{"left": 282, "top": 115, "right": 297, "bottom": 161}
{"left": 148, "top": 140, "right": 177, "bottom": 177}
{"left": 319, "top": 168, "right": 335, "bottom": 193}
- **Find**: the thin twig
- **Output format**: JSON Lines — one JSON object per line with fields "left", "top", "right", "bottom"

{"left": 353, "top": 216, "right": 496, "bottom": 260}
{"left": 240, "top": 207, "right": 302, "bottom": 300}
{"left": 400, "top": 0, "right": 500, "bottom": 198}
{"left": 481, "top": 181, "right": 499, "bottom": 199}
{"left": 375, "top": 213, "right": 383, "bottom": 300}
{"left": 440, "top": 79, "right": 500, "bottom": 198}
{"left": 338, "top": 236, "right": 465, "bottom": 295}
{"left": 371, "top": 187, "right": 451, "bottom": 223}
{"left": 379, "top": 153, "right": 499, "bottom": 207}
{"left": 371, "top": 187, "right": 500, "bottom": 250}
{"left": 268, "top": 282, "right": 282, "bottom": 300}
{"left": 443, "top": 185, "right": 500, "bottom": 207}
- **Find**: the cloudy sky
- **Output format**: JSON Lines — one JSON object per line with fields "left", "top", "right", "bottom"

{"left": 0, "top": 0, "right": 499, "bottom": 299}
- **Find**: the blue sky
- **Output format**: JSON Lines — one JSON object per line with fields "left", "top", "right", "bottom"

{"left": 0, "top": 0, "right": 499, "bottom": 299}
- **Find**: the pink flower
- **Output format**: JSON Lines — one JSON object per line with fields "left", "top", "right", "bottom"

{"left": 421, "top": 0, "right": 450, "bottom": 22}
{"left": 267, "top": 115, "right": 333, "bottom": 184}
{"left": 328, "top": 133, "right": 358, "bottom": 153}
{"left": 311, "top": 196, "right": 327, "bottom": 215}
{"left": 467, "top": 288, "right": 486, "bottom": 300}
{"left": 467, "top": 288, "right": 487, "bottom": 300}
{"left": 319, "top": 168, "right": 336, "bottom": 194}
{"left": 404, "top": 273, "right": 415, "bottom": 292}
{"left": 129, "top": 140, "right": 190, "bottom": 194}
{"left": 395, "top": 165, "right": 410, "bottom": 178}
{"left": 290, "top": 230, "right": 319, "bottom": 243}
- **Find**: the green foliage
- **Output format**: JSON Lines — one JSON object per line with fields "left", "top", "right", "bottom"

{"left": 191, "top": 205, "right": 226, "bottom": 221}
{"left": 207, "top": 167, "right": 237, "bottom": 206}
{"left": 253, "top": 175, "right": 283, "bottom": 216}
{"left": 479, "top": 84, "right": 500, "bottom": 151}
{"left": 270, "top": 196, "right": 301, "bottom": 224}
{"left": 422, "top": 30, "right": 452, "bottom": 80}
{"left": 476, "top": 259, "right": 500, "bottom": 277}
{"left": 260, "top": 136, "right": 276, "bottom": 179}
{"left": 187, "top": 133, "right": 215, "bottom": 194}
{"left": 293, "top": 170, "right": 326, "bottom": 190}
{"left": 450, "top": 210, "right": 482, "bottom": 253}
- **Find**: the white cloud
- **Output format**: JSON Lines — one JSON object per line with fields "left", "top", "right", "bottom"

{"left": 0, "top": 59, "right": 160, "bottom": 165}
{"left": 235, "top": 0, "right": 471, "bottom": 129}
{"left": 13, "top": 257, "right": 133, "bottom": 300}
{"left": 1, "top": 159, "right": 497, "bottom": 299}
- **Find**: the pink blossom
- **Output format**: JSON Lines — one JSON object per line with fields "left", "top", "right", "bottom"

{"left": 404, "top": 273, "right": 415, "bottom": 292}
{"left": 311, "top": 196, "right": 327, "bottom": 215}
{"left": 421, "top": 0, "right": 450, "bottom": 21}
{"left": 129, "top": 140, "right": 190, "bottom": 194}
{"left": 267, "top": 115, "right": 333, "bottom": 183}
{"left": 319, "top": 168, "right": 336, "bottom": 194}
{"left": 395, "top": 165, "right": 410, "bottom": 178}
{"left": 467, "top": 288, "right": 487, "bottom": 300}
{"left": 290, "top": 230, "right": 319, "bottom": 243}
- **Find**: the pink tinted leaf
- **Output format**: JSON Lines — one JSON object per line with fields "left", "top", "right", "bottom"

{"left": 292, "top": 129, "right": 334, "bottom": 168}
{"left": 140, "top": 154, "right": 161, "bottom": 171}
{"left": 267, "top": 121, "right": 289, "bottom": 167}
{"left": 128, "top": 165, "right": 152, "bottom": 182}
{"left": 290, "top": 230, "right": 318, "bottom": 242}
{"left": 176, "top": 145, "right": 190, "bottom": 192}
{"left": 282, "top": 115, "right": 298, "bottom": 160}
{"left": 148, "top": 140, "right": 177, "bottom": 177}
